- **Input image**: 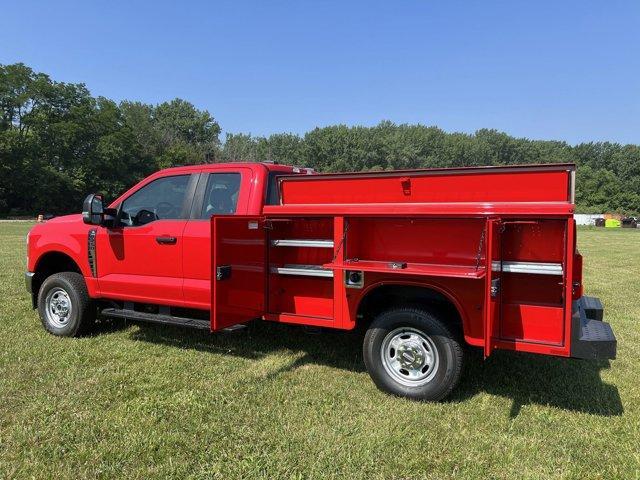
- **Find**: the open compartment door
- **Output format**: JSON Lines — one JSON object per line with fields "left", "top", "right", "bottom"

{"left": 212, "top": 216, "right": 266, "bottom": 331}
{"left": 484, "top": 219, "right": 501, "bottom": 357}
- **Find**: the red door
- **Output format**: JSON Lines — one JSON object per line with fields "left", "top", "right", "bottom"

{"left": 182, "top": 170, "right": 249, "bottom": 309}
{"left": 212, "top": 216, "right": 266, "bottom": 330}
{"left": 484, "top": 219, "right": 501, "bottom": 357}
{"left": 96, "top": 173, "right": 194, "bottom": 306}
{"left": 96, "top": 220, "right": 187, "bottom": 306}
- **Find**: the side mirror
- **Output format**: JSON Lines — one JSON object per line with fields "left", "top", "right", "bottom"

{"left": 82, "top": 194, "right": 104, "bottom": 225}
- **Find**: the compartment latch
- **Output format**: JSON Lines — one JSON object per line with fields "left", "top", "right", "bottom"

{"left": 216, "top": 265, "right": 232, "bottom": 281}
{"left": 490, "top": 278, "right": 501, "bottom": 297}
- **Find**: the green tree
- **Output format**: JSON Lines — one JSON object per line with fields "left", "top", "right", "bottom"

{"left": 0, "top": 64, "right": 222, "bottom": 214}
{"left": 1, "top": 63, "right": 639, "bottom": 216}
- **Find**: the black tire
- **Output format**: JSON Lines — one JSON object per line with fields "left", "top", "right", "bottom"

{"left": 37, "top": 272, "right": 95, "bottom": 337}
{"left": 363, "top": 306, "right": 463, "bottom": 401}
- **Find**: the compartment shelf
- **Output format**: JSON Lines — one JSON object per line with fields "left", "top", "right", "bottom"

{"left": 270, "top": 264, "right": 334, "bottom": 278}
{"left": 270, "top": 239, "right": 334, "bottom": 248}
{"left": 325, "top": 259, "right": 486, "bottom": 279}
{"left": 491, "top": 261, "right": 563, "bottom": 276}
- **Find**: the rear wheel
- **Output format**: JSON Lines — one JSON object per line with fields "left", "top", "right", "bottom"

{"left": 363, "top": 306, "right": 463, "bottom": 401}
{"left": 37, "top": 272, "right": 95, "bottom": 337}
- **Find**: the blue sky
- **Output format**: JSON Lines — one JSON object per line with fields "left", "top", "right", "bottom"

{"left": 2, "top": 0, "right": 638, "bottom": 144}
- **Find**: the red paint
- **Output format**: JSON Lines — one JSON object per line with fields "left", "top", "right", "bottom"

{"left": 212, "top": 216, "right": 266, "bottom": 330}
{"left": 563, "top": 218, "right": 576, "bottom": 354}
{"left": 262, "top": 202, "right": 574, "bottom": 217}
{"left": 279, "top": 165, "right": 573, "bottom": 204}
{"left": 501, "top": 303, "right": 564, "bottom": 344}
{"left": 28, "top": 162, "right": 589, "bottom": 360}
{"left": 96, "top": 220, "right": 188, "bottom": 306}
{"left": 483, "top": 219, "right": 501, "bottom": 356}
{"left": 182, "top": 166, "right": 254, "bottom": 309}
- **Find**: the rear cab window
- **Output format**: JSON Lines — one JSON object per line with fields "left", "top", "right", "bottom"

{"left": 200, "top": 173, "right": 242, "bottom": 218}
{"left": 265, "top": 169, "right": 308, "bottom": 205}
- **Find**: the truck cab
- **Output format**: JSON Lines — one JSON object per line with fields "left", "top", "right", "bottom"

{"left": 27, "top": 162, "right": 304, "bottom": 312}
{"left": 25, "top": 162, "right": 616, "bottom": 402}
{"left": 93, "top": 162, "right": 305, "bottom": 310}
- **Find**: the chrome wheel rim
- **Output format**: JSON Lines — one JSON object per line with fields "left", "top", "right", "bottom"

{"left": 45, "top": 287, "right": 72, "bottom": 328}
{"left": 380, "top": 327, "right": 439, "bottom": 386}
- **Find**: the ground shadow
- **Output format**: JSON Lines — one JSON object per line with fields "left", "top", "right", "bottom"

{"left": 129, "top": 320, "right": 366, "bottom": 372}
{"left": 90, "top": 317, "right": 133, "bottom": 336}
{"left": 451, "top": 347, "right": 623, "bottom": 417}
{"left": 127, "top": 320, "right": 622, "bottom": 417}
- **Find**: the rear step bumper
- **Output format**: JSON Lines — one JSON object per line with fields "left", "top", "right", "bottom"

{"left": 571, "top": 296, "right": 616, "bottom": 360}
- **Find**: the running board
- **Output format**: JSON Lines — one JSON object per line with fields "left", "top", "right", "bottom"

{"left": 101, "top": 308, "right": 211, "bottom": 330}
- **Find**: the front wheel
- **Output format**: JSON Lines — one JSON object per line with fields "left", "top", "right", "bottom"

{"left": 363, "top": 307, "right": 463, "bottom": 401}
{"left": 37, "top": 272, "right": 95, "bottom": 337}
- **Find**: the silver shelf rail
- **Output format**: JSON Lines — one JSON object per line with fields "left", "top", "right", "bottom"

{"left": 270, "top": 239, "right": 334, "bottom": 248}
{"left": 491, "top": 261, "right": 563, "bottom": 276}
{"left": 270, "top": 264, "right": 334, "bottom": 278}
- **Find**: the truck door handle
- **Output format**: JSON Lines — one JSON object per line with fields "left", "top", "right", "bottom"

{"left": 156, "top": 236, "right": 177, "bottom": 245}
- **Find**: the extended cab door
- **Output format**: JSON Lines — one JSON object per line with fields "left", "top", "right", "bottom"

{"left": 212, "top": 216, "right": 266, "bottom": 330}
{"left": 181, "top": 170, "right": 250, "bottom": 309}
{"left": 96, "top": 173, "right": 197, "bottom": 306}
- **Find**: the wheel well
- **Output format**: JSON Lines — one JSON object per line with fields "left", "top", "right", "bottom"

{"left": 356, "top": 284, "right": 463, "bottom": 335}
{"left": 32, "top": 252, "right": 82, "bottom": 306}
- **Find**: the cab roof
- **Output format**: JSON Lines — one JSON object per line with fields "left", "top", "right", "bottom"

{"left": 155, "top": 161, "right": 298, "bottom": 176}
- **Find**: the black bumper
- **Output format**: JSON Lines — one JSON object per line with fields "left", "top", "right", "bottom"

{"left": 25, "top": 271, "right": 35, "bottom": 294}
{"left": 571, "top": 296, "right": 617, "bottom": 360}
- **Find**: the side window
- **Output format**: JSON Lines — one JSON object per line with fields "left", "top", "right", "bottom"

{"left": 120, "top": 175, "right": 190, "bottom": 226}
{"left": 200, "top": 173, "right": 241, "bottom": 218}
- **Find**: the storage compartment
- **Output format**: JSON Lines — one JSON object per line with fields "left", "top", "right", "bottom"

{"left": 498, "top": 220, "right": 567, "bottom": 345}
{"left": 500, "top": 272, "right": 563, "bottom": 306}
{"left": 268, "top": 275, "right": 334, "bottom": 319}
{"left": 278, "top": 166, "right": 574, "bottom": 205}
{"left": 267, "top": 218, "right": 334, "bottom": 319}
{"left": 501, "top": 303, "right": 564, "bottom": 344}
{"left": 344, "top": 217, "right": 486, "bottom": 270}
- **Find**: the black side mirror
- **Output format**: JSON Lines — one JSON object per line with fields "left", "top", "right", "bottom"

{"left": 82, "top": 194, "right": 104, "bottom": 225}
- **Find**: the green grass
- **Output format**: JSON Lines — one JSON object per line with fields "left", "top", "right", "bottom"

{"left": 1, "top": 222, "right": 639, "bottom": 479}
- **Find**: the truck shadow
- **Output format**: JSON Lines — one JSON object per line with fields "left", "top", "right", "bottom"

{"left": 126, "top": 320, "right": 366, "bottom": 372}
{"left": 451, "top": 348, "right": 623, "bottom": 417}
{"left": 126, "top": 320, "right": 623, "bottom": 418}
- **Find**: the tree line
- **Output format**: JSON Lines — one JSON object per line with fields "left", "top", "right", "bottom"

{"left": 1, "top": 63, "right": 639, "bottom": 216}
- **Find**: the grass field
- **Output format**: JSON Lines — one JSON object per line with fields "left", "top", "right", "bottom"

{"left": 0, "top": 222, "right": 638, "bottom": 479}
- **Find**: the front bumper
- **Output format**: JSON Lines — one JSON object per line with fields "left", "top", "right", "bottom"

{"left": 571, "top": 296, "right": 617, "bottom": 360}
{"left": 25, "top": 271, "right": 35, "bottom": 294}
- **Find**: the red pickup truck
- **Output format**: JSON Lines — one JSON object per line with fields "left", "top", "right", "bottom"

{"left": 26, "top": 162, "right": 616, "bottom": 401}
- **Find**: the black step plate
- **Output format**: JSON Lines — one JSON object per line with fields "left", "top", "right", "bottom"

{"left": 101, "top": 308, "right": 210, "bottom": 330}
